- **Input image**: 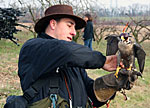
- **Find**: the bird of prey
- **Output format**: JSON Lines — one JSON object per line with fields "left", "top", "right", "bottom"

{"left": 105, "top": 32, "right": 146, "bottom": 78}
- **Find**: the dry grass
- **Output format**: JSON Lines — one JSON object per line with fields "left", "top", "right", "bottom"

{"left": 0, "top": 32, "right": 32, "bottom": 107}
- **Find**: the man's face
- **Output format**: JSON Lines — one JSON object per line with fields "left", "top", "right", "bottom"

{"left": 53, "top": 18, "right": 76, "bottom": 42}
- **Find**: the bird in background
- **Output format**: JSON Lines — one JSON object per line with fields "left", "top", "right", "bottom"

{"left": 105, "top": 22, "right": 146, "bottom": 78}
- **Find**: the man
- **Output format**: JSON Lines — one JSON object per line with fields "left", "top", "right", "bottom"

{"left": 18, "top": 5, "right": 118, "bottom": 108}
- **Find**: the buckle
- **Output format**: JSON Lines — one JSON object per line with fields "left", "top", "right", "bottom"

{"left": 49, "top": 87, "right": 59, "bottom": 94}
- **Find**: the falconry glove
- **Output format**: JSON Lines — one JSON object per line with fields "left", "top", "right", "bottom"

{"left": 93, "top": 69, "right": 141, "bottom": 102}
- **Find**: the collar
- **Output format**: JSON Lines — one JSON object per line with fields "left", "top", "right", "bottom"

{"left": 37, "top": 32, "right": 54, "bottom": 40}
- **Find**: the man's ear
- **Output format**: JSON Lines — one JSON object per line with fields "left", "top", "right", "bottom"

{"left": 49, "top": 19, "right": 57, "bottom": 30}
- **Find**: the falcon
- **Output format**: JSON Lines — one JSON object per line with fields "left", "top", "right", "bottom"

{"left": 105, "top": 32, "right": 146, "bottom": 78}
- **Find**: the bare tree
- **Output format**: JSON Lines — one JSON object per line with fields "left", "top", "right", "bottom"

{"left": 14, "top": 0, "right": 97, "bottom": 38}
{"left": 92, "top": 13, "right": 121, "bottom": 45}
{"left": 94, "top": 23, "right": 120, "bottom": 45}
{"left": 120, "top": 14, "right": 150, "bottom": 44}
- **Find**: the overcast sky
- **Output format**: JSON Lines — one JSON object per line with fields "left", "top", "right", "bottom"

{"left": 0, "top": 0, "right": 150, "bottom": 8}
{"left": 100, "top": 0, "right": 150, "bottom": 8}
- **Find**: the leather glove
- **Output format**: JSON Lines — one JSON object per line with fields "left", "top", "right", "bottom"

{"left": 93, "top": 69, "right": 142, "bottom": 102}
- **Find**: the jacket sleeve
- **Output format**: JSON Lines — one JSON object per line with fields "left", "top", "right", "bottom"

{"left": 60, "top": 40, "right": 106, "bottom": 69}
{"left": 80, "top": 68, "right": 106, "bottom": 107}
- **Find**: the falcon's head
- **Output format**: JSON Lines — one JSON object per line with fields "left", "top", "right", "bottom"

{"left": 119, "top": 33, "right": 132, "bottom": 44}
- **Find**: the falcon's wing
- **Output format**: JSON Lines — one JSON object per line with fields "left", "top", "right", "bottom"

{"left": 134, "top": 44, "right": 146, "bottom": 73}
{"left": 105, "top": 35, "right": 119, "bottom": 56}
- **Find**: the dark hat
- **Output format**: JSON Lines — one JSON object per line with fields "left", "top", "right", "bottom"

{"left": 34, "top": 4, "right": 86, "bottom": 33}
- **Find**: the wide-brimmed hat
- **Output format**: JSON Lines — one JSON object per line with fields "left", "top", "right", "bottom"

{"left": 34, "top": 4, "right": 86, "bottom": 33}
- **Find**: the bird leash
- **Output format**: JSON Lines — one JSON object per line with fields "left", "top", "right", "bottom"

{"left": 120, "top": 89, "right": 128, "bottom": 101}
{"left": 106, "top": 100, "right": 111, "bottom": 108}
{"left": 106, "top": 89, "right": 128, "bottom": 108}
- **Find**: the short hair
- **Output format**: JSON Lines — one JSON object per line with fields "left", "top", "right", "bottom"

{"left": 84, "top": 13, "right": 92, "bottom": 21}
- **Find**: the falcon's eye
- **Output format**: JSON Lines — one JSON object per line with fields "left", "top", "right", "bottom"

{"left": 124, "top": 36, "right": 128, "bottom": 40}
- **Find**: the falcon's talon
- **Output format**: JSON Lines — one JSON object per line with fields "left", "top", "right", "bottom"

{"left": 114, "top": 73, "right": 118, "bottom": 78}
{"left": 127, "top": 66, "right": 132, "bottom": 71}
{"left": 114, "top": 66, "right": 121, "bottom": 78}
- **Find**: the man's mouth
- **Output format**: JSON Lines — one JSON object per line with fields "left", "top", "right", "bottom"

{"left": 67, "top": 37, "right": 72, "bottom": 41}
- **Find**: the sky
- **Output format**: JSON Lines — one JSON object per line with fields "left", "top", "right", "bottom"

{"left": 0, "top": 0, "right": 150, "bottom": 8}
{"left": 99, "top": 0, "right": 150, "bottom": 8}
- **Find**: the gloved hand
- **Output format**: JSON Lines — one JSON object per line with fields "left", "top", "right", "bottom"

{"left": 93, "top": 69, "right": 142, "bottom": 102}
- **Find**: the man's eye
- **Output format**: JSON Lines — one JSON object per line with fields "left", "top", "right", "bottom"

{"left": 68, "top": 24, "right": 71, "bottom": 27}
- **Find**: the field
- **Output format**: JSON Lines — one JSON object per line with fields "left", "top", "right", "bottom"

{"left": 0, "top": 31, "right": 150, "bottom": 108}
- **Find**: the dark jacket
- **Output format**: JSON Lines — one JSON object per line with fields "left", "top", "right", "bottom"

{"left": 18, "top": 33, "right": 106, "bottom": 107}
{"left": 83, "top": 20, "right": 94, "bottom": 40}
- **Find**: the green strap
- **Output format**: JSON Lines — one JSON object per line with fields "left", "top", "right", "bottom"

{"left": 28, "top": 97, "right": 51, "bottom": 108}
{"left": 28, "top": 95, "right": 69, "bottom": 108}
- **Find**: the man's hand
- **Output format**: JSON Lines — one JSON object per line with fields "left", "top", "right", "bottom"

{"left": 102, "top": 55, "right": 117, "bottom": 71}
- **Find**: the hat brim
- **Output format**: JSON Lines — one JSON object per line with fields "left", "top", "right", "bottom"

{"left": 34, "top": 14, "right": 86, "bottom": 33}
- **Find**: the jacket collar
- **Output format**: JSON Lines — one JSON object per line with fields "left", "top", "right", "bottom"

{"left": 37, "top": 32, "right": 54, "bottom": 39}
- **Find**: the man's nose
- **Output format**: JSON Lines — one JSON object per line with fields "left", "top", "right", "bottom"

{"left": 70, "top": 28, "right": 76, "bottom": 36}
